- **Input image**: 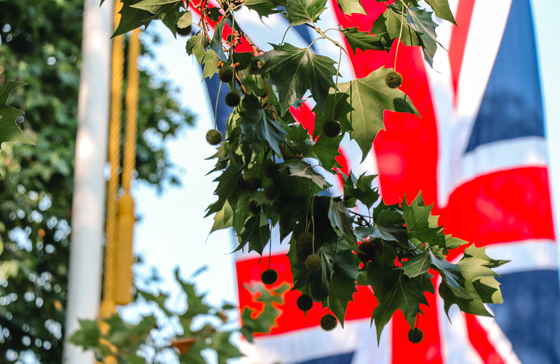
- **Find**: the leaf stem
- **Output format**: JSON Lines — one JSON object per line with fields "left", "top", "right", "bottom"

{"left": 394, "top": 1, "right": 405, "bottom": 71}
{"left": 214, "top": 81, "right": 223, "bottom": 129}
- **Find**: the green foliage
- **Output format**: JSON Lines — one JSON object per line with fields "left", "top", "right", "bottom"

{"left": 70, "top": 267, "right": 279, "bottom": 363}
{"left": 0, "top": 0, "right": 193, "bottom": 361}
{"left": 110, "top": 0, "right": 504, "bottom": 345}
{"left": 0, "top": 81, "right": 34, "bottom": 150}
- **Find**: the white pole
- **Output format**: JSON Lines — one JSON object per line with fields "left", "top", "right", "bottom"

{"left": 63, "top": 0, "right": 113, "bottom": 363}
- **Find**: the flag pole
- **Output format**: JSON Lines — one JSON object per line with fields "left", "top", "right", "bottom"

{"left": 63, "top": 0, "right": 113, "bottom": 363}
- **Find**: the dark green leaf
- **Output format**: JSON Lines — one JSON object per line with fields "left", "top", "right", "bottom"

{"left": 284, "top": 0, "right": 328, "bottom": 26}
{"left": 341, "top": 27, "right": 382, "bottom": 53}
{"left": 237, "top": 214, "right": 271, "bottom": 254}
{"left": 406, "top": 7, "right": 438, "bottom": 66}
{"left": 335, "top": 0, "right": 367, "bottom": 15}
{"left": 68, "top": 319, "right": 101, "bottom": 350}
{"left": 328, "top": 248, "right": 359, "bottom": 326}
{"left": 239, "top": 96, "right": 286, "bottom": 155}
{"left": 240, "top": 283, "right": 288, "bottom": 342}
{"left": 186, "top": 34, "right": 210, "bottom": 65}
{"left": 256, "top": 43, "right": 337, "bottom": 115}
{"left": 211, "top": 19, "right": 228, "bottom": 62}
{"left": 131, "top": 0, "right": 181, "bottom": 13}
{"left": 425, "top": 0, "right": 457, "bottom": 25}
{"left": 113, "top": 0, "right": 153, "bottom": 37}
{"left": 311, "top": 90, "right": 353, "bottom": 140}
{"left": 308, "top": 134, "right": 343, "bottom": 171}
{"left": 244, "top": 0, "right": 284, "bottom": 17}
{"left": 281, "top": 160, "right": 329, "bottom": 188}
{"left": 400, "top": 251, "right": 431, "bottom": 278}
{"left": 328, "top": 198, "right": 355, "bottom": 239}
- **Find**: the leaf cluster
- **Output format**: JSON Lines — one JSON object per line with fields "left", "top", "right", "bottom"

{"left": 110, "top": 0, "right": 504, "bottom": 342}
{"left": 69, "top": 267, "right": 282, "bottom": 363}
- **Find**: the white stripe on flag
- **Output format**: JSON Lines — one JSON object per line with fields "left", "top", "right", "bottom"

{"left": 485, "top": 239, "right": 558, "bottom": 274}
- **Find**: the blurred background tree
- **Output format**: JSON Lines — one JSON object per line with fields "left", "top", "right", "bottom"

{"left": 0, "top": 1, "right": 195, "bottom": 362}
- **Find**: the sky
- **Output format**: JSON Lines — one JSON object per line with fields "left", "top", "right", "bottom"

{"left": 130, "top": 0, "right": 560, "bottom": 348}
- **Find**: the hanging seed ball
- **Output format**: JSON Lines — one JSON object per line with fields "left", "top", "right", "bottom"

{"left": 305, "top": 255, "right": 322, "bottom": 272}
{"left": 408, "top": 328, "right": 424, "bottom": 344}
{"left": 218, "top": 66, "right": 234, "bottom": 83}
{"left": 296, "top": 294, "right": 314, "bottom": 312}
{"left": 238, "top": 175, "right": 248, "bottom": 189}
{"left": 206, "top": 129, "right": 223, "bottom": 146}
{"left": 385, "top": 71, "right": 403, "bottom": 89}
{"left": 322, "top": 120, "right": 341, "bottom": 138}
{"left": 245, "top": 176, "right": 261, "bottom": 191}
{"left": 261, "top": 269, "right": 278, "bottom": 285}
{"left": 264, "top": 185, "right": 280, "bottom": 200}
{"left": 264, "top": 164, "right": 279, "bottom": 179}
{"left": 176, "top": 25, "right": 192, "bottom": 37}
{"left": 225, "top": 92, "right": 241, "bottom": 107}
{"left": 298, "top": 231, "right": 314, "bottom": 250}
{"left": 357, "top": 240, "right": 376, "bottom": 262}
{"left": 249, "top": 201, "right": 261, "bottom": 215}
{"left": 320, "top": 314, "right": 338, "bottom": 332}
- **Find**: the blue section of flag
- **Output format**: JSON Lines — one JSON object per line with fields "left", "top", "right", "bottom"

{"left": 205, "top": 74, "right": 232, "bottom": 136}
{"left": 465, "top": 0, "right": 544, "bottom": 153}
{"left": 491, "top": 269, "right": 560, "bottom": 364}
{"left": 295, "top": 351, "right": 354, "bottom": 364}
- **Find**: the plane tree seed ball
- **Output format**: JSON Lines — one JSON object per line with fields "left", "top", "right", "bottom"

{"left": 176, "top": 25, "right": 192, "bottom": 37}
{"left": 245, "top": 176, "right": 261, "bottom": 191}
{"left": 357, "top": 240, "right": 376, "bottom": 262}
{"left": 261, "top": 269, "right": 278, "bottom": 285}
{"left": 322, "top": 120, "right": 341, "bottom": 138}
{"left": 305, "top": 255, "right": 322, "bottom": 272}
{"left": 408, "top": 328, "right": 424, "bottom": 344}
{"left": 296, "top": 294, "right": 313, "bottom": 312}
{"left": 249, "top": 201, "right": 261, "bottom": 214}
{"left": 320, "top": 314, "right": 338, "bottom": 331}
{"left": 298, "top": 231, "right": 313, "bottom": 250}
{"left": 264, "top": 185, "right": 280, "bottom": 200}
{"left": 385, "top": 71, "right": 403, "bottom": 89}
{"left": 218, "top": 66, "right": 234, "bottom": 83}
{"left": 225, "top": 92, "right": 240, "bottom": 107}
{"left": 264, "top": 164, "right": 279, "bottom": 179}
{"left": 206, "top": 129, "right": 222, "bottom": 146}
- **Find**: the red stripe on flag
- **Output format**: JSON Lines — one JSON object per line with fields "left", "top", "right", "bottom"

{"left": 448, "top": 0, "right": 476, "bottom": 101}
{"left": 465, "top": 314, "right": 506, "bottom": 364}
{"left": 439, "top": 167, "right": 555, "bottom": 250}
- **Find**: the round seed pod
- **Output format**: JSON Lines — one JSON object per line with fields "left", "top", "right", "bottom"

{"left": 176, "top": 25, "right": 192, "bottom": 37}
{"left": 238, "top": 175, "right": 248, "bottom": 190}
{"left": 408, "top": 328, "right": 424, "bottom": 344}
{"left": 385, "top": 71, "right": 403, "bottom": 89}
{"left": 206, "top": 129, "right": 222, "bottom": 146}
{"left": 298, "top": 231, "right": 314, "bottom": 250}
{"left": 249, "top": 201, "right": 261, "bottom": 214}
{"left": 322, "top": 120, "right": 341, "bottom": 138}
{"left": 264, "top": 164, "right": 279, "bottom": 179}
{"left": 357, "top": 240, "right": 376, "bottom": 262}
{"left": 264, "top": 185, "right": 280, "bottom": 200}
{"left": 261, "top": 269, "right": 278, "bottom": 285}
{"left": 218, "top": 66, "right": 234, "bottom": 83}
{"left": 305, "top": 255, "right": 322, "bottom": 272}
{"left": 225, "top": 92, "right": 240, "bottom": 107}
{"left": 320, "top": 314, "right": 338, "bottom": 332}
{"left": 245, "top": 177, "right": 261, "bottom": 191}
{"left": 296, "top": 294, "right": 314, "bottom": 312}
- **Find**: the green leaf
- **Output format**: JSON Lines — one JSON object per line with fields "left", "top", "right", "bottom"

{"left": 406, "top": 7, "right": 439, "bottom": 66}
{"left": 308, "top": 134, "right": 343, "bottom": 171}
{"left": 211, "top": 331, "right": 243, "bottom": 364}
{"left": 343, "top": 173, "right": 379, "bottom": 209}
{"left": 328, "top": 248, "right": 359, "bottom": 326}
{"left": 339, "top": 67, "right": 419, "bottom": 161}
{"left": 0, "top": 81, "right": 33, "bottom": 149}
{"left": 284, "top": 0, "right": 328, "bottom": 26}
{"left": 341, "top": 27, "right": 382, "bottom": 53}
{"left": 186, "top": 34, "right": 210, "bottom": 65}
{"left": 328, "top": 198, "right": 355, "bottom": 239}
{"left": 369, "top": 15, "right": 393, "bottom": 52}
{"left": 371, "top": 271, "right": 433, "bottom": 342}
{"left": 424, "top": 0, "right": 457, "bottom": 25}
{"left": 211, "top": 19, "right": 228, "bottom": 62}
{"left": 400, "top": 251, "right": 431, "bottom": 278}
{"left": 240, "top": 283, "right": 288, "bottom": 342}
{"left": 113, "top": 0, "right": 153, "bottom": 37}
{"left": 281, "top": 160, "right": 329, "bottom": 188}
{"left": 244, "top": 0, "right": 284, "bottom": 18}
{"left": 137, "top": 288, "right": 173, "bottom": 316}
{"left": 177, "top": 11, "right": 193, "bottom": 28}
{"left": 175, "top": 269, "right": 213, "bottom": 321}
{"left": 201, "top": 49, "right": 220, "bottom": 80}
{"left": 239, "top": 96, "right": 287, "bottom": 156}
{"left": 68, "top": 319, "right": 101, "bottom": 350}
{"left": 256, "top": 43, "right": 337, "bottom": 115}
{"left": 205, "top": 153, "right": 244, "bottom": 217}
{"left": 210, "top": 200, "right": 234, "bottom": 233}
{"left": 401, "top": 192, "right": 443, "bottom": 247}
{"left": 335, "top": 0, "right": 367, "bottom": 15}
{"left": 237, "top": 214, "right": 271, "bottom": 254}
{"left": 131, "top": 0, "right": 181, "bottom": 13}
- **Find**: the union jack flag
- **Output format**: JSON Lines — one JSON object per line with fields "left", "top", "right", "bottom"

{"left": 197, "top": 0, "right": 560, "bottom": 362}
